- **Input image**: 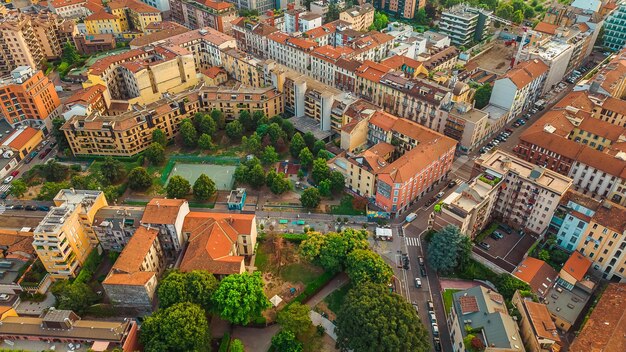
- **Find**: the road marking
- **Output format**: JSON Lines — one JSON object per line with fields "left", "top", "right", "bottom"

{"left": 405, "top": 237, "right": 420, "bottom": 247}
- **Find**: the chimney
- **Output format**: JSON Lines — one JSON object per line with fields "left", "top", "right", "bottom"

{"left": 156, "top": 201, "right": 160, "bottom": 208}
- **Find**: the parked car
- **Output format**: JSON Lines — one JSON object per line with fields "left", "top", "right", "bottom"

{"left": 3, "top": 176, "right": 13, "bottom": 184}
{"left": 402, "top": 255, "right": 410, "bottom": 270}
{"left": 25, "top": 205, "right": 37, "bottom": 211}
{"left": 432, "top": 323, "right": 439, "bottom": 336}
{"left": 429, "top": 312, "right": 437, "bottom": 324}
{"left": 12, "top": 205, "right": 24, "bottom": 210}
{"left": 23, "top": 157, "right": 32, "bottom": 164}
{"left": 418, "top": 256, "right": 425, "bottom": 266}
{"left": 505, "top": 128, "right": 513, "bottom": 133}
{"left": 448, "top": 180, "right": 457, "bottom": 188}
{"left": 491, "top": 231, "right": 504, "bottom": 240}
{"left": 415, "top": 278, "right": 422, "bottom": 288}
{"left": 478, "top": 241, "right": 491, "bottom": 250}
{"left": 420, "top": 266, "right": 427, "bottom": 277}
{"left": 412, "top": 302, "right": 419, "bottom": 313}
{"left": 513, "top": 122, "right": 521, "bottom": 127}
{"left": 10, "top": 170, "right": 19, "bottom": 177}
{"left": 427, "top": 300, "right": 434, "bottom": 312}
{"left": 434, "top": 337, "right": 442, "bottom": 351}
{"left": 436, "top": 191, "right": 444, "bottom": 198}
{"left": 0, "top": 192, "right": 7, "bottom": 199}
{"left": 37, "top": 205, "right": 50, "bottom": 211}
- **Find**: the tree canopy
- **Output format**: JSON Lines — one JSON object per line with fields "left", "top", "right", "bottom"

{"left": 8, "top": 179, "right": 27, "bottom": 197}
{"left": 311, "top": 158, "right": 330, "bottom": 184}
{"left": 50, "top": 280, "right": 98, "bottom": 314}
{"left": 198, "top": 134, "right": 213, "bottom": 150}
{"left": 226, "top": 120, "right": 244, "bottom": 140}
{"left": 298, "top": 147, "right": 314, "bottom": 169}
{"left": 211, "top": 272, "right": 271, "bottom": 325}
{"left": 128, "top": 167, "right": 152, "bottom": 191}
{"left": 166, "top": 175, "right": 191, "bottom": 199}
{"left": 290, "top": 133, "right": 306, "bottom": 158}
{"left": 271, "top": 330, "right": 303, "bottom": 352}
{"left": 152, "top": 128, "right": 167, "bottom": 147}
{"left": 346, "top": 249, "right": 393, "bottom": 285}
{"left": 180, "top": 119, "right": 198, "bottom": 148}
{"left": 300, "top": 188, "right": 321, "bottom": 209}
{"left": 370, "top": 12, "right": 389, "bottom": 31}
{"left": 474, "top": 83, "right": 492, "bottom": 109}
{"left": 277, "top": 302, "right": 312, "bottom": 335}
{"left": 335, "top": 283, "right": 430, "bottom": 352}
{"left": 157, "top": 270, "right": 219, "bottom": 311}
{"left": 140, "top": 302, "right": 210, "bottom": 352}
{"left": 193, "top": 174, "right": 216, "bottom": 201}
{"left": 299, "top": 229, "right": 369, "bottom": 273}
{"left": 261, "top": 146, "right": 280, "bottom": 164}
{"left": 266, "top": 170, "right": 291, "bottom": 194}
{"left": 145, "top": 142, "right": 165, "bottom": 165}
{"left": 426, "top": 225, "right": 472, "bottom": 274}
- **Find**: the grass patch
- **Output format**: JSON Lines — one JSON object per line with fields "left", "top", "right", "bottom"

{"left": 442, "top": 289, "right": 460, "bottom": 314}
{"left": 290, "top": 271, "right": 336, "bottom": 305}
{"left": 324, "top": 282, "right": 351, "bottom": 315}
{"left": 330, "top": 195, "right": 366, "bottom": 216}
{"left": 280, "top": 263, "right": 323, "bottom": 287}
{"left": 475, "top": 222, "right": 499, "bottom": 242}
{"left": 255, "top": 245, "right": 270, "bottom": 272}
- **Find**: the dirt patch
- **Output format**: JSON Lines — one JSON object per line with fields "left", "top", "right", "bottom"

{"left": 314, "top": 301, "right": 336, "bottom": 321}
{"left": 320, "top": 333, "right": 340, "bottom": 352}
{"left": 471, "top": 40, "right": 517, "bottom": 75}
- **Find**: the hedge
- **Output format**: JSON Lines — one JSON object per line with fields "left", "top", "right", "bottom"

{"left": 218, "top": 332, "right": 230, "bottom": 352}
{"left": 290, "top": 271, "right": 335, "bottom": 305}
{"left": 281, "top": 233, "right": 308, "bottom": 243}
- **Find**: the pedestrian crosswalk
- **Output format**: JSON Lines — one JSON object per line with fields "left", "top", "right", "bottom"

{"left": 405, "top": 237, "right": 420, "bottom": 247}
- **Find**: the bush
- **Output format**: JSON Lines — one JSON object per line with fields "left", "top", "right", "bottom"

{"left": 291, "top": 271, "right": 335, "bottom": 304}
{"left": 218, "top": 332, "right": 230, "bottom": 352}
{"left": 74, "top": 249, "right": 102, "bottom": 284}
{"left": 281, "top": 233, "right": 308, "bottom": 243}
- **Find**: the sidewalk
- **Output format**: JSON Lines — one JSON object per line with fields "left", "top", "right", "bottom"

{"left": 310, "top": 311, "right": 337, "bottom": 340}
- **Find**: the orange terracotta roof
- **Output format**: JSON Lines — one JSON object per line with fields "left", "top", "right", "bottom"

{"left": 141, "top": 198, "right": 186, "bottom": 224}
{"left": 534, "top": 22, "right": 558, "bottom": 35}
{"left": 562, "top": 251, "right": 592, "bottom": 282}
{"left": 109, "top": 0, "right": 159, "bottom": 13}
{"left": 600, "top": 96, "right": 626, "bottom": 116}
{"left": 202, "top": 0, "right": 234, "bottom": 10}
{"left": 554, "top": 91, "right": 595, "bottom": 111}
{"left": 355, "top": 60, "right": 393, "bottom": 83}
{"left": 311, "top": 45, "right": 353, "bottom": 62}
{"left": 110, "top": 227, "right": 159, "bottom": 274}
{"left": 129, "top": 26, "right": 190, "bottom": 47}
{"left": 179, "top": 212, "right": 255, "bottom": 275}
{"left": 577, "top": 116, "right": 626, "bottom": 141}
{"left": 51, "top": 0, "right": 86, "bottom": 7}
{"left": 505, "top": 59, "right": 549, "bottom": 88}
{"left": 88, "top": 48, "right": 146, "bottom": 76}
{"left": 523, "top": 301, "right": 561, "bottom": 342}
{"left": 65, "top": 84, "right": 106, "bottom": 106}
{"left": 381, "top": 55, "right": 423, "bottom": 71}
{"left": 102, "top": 271, "right": 155, "bottom": 286}
{"left": 569, "top": 283, "right": 626, "bottom": 352}
{"left": 591, "top": 200, "right": 626, "bottom": 233}
{"left": 1, "top": 127, "right": 40, "bottom": 151}
{"left": 514, "top": 257, "right": 558, "bottom": 296}
{"left": 85, "top": 10, "right": 116, "bottom": 21}
{"left": 204, "top": 66, "right": 226, "bottom": 78}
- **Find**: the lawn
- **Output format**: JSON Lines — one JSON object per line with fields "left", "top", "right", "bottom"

{"left": 255, "top": 245, "right": 270, "bottom": 272}
{"left": 442, "top": 289, "right": 460, "bottom": 314}
{"left": 324, "top": 282, "right": 351, "bottom": 315}
{"left": 330, "top": 195, "right": 366, "bottom": 216}
{"left": 280, "top": 263, "right": 323, "bottom": 286}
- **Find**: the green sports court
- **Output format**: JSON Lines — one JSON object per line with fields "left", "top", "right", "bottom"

{"left": 165, "top": 163, "right": 236, "bottom": 190}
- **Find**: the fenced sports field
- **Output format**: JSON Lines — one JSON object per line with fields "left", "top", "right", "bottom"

{"left": 161, "top": 155, "right": 240, "bottom": 190}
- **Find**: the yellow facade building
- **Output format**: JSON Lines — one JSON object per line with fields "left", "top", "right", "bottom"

{"left": 33, "top": 190, "right": 108, "bottom": 279}
{"left": 85, "top": 0, "right": 161, "bottom": 38}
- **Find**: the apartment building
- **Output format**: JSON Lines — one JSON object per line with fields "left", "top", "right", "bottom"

{"left": 0, "top": 66, "right": 61, "bottom": 128}
{"left": 169, "top": 0, "right": 238, "bottom": 33}
{"left": 373, "top": 0, "right": 421, "bottom": 20}
{"left": 528, "top": 39, "right": 574, "bottom": 93}
{"left": 339, "top": 4, "right": 374, "bottom": 31}
{"left": 49, "top": 0, "right": 105, "bottom": 18}
{"left": 221, "top": 47, "right": 272, "bottom": 87}
{"left": 140, "top": 198, "right": 190, "bottom": 257}
{"left": 86, "top": 0, "right": 162, "bottom": 37}
{"left": 284, "top": 9, "right": 322, "bottom": 34}
{"left": 448, "top": 286, "right": 525, "bottom": 352}
{"left": 63, "top": 84, "right": 110, "bottom": 119}
{"left": 443, "top": 102, "right": 491, "bottom": 153}
{"left": 232, "top": 17, "right": 279, "bottom": 58}
{"left": 584, "top": 48, "right": 626, "bottom": 99}
{"left": 511, "top": 291, "right": 561, "bottom": 352}
{"left": 225, "top": 0, "right": 274, "bottom": 12}
{"left": 73, "top": 33, "right": 117, "bottom": 55}
{"left": 103, "top": 227, "right": 165, "bottom": 313}
{"left": 439, "top": 4, "right": 491, "bottom": 47}
{"left": 550, "top": 190, "right": 600, "bottom": 252}
{"left": 489, "top": 59, "right": 549, "bottom": 121}
{"left": 179, "top": 212, "right": 258, "bottom": 276}
{"left": 474, "top": 150, "right": 572, "bottom": 235}
{"left": 267, "top": 32, "right": 317, "bottom": 75}
{"left": 570, "top": 283, "right": 626, "bottom": 352}
{"left": 92, "top": 206, "right": 145, "bottom": 251}
{"left": 603, "top": 3, "right": 626, "bottom": 51}
{"left": 0, "top": 11, "right": 76, "bottom": 75}
{"left": 368, "top": 111, "right": 457, "bottom": 215}
{"left": 33, "top": 190, "right": 108, "bottom": 279}
{"left": 200, "top": 85, "right": 284, "bottom": 122}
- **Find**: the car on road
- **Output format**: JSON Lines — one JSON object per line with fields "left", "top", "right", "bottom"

{"left": 512, "top": 122, "right": 521, "bottom": 127}
{"left": 25, "top": 205, "right": 37, "bottom": 211}
{"left": 23, "top": 156, "right": 32, "bottom": 164}
{"left": 432, "top": 323, "right": 439, "bottom": 336}
{"left": 427, "top": 300, "right": 434, "bottom": 312}
{"left": 478, "top": 241, "right": 491, "bottom": 250}
{"left": 505, "top": 128, "right": 513, "bottom": 133}
{"left": 420, "top": 266, "right": 427, "bottom": 277}
{"left": 39, "top": 148, "right": 52, "bottom": 159}
{"left": 448, "top": 180, "right": 457, "bottom": 188}
{"left": 402, "top": 255, "right": 410, "bottom": 270}
{"left": 3, "top": 176, "right": 13, "bottom": 184}
{"left": 415, "top": 278, "right": 422, "bottom": 288}
{"left": 418, "top": 256, "right": 425, "bottom": 266}
{"left": 436, "top": 191, "right": 444, "bottom": 198}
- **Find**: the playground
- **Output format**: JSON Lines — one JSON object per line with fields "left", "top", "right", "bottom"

{"left": 165, "top": 163, "right": 237, "bottom": 190}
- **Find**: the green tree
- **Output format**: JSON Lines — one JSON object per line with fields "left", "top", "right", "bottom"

{"left": 298, "top": 147, "right": 314, "bottom": 169}
{"left": 277, "top": 302, "right": 312, "bottom": 335}
{"left": 101, "top": 157, "right": 126, "bottom": 184}
{"left": 495, "top": 274, "right": 531, "bottom": 300}
{"left": 225, "top": 120, "right": 244, "bottom": 140}
{"left": 281, "top": 120, "right": 295, "bottom": 138}
{"left": 325, "top": 2, "right": 340, "bottom": 22}
{"left": 61, "top": 41, "right": 81, "bottom": 65}
{"left": 152, "top": 128, "right": 167, "bottom": 147}
{"left": 37, "top": 181, "right": 70, "bottom": 200}
{"left": 166, "top": 175, "right": 191, "bottom": 198}
{"left": 329, "top": 171, "right": 345, "bottom": 193}
{"left": 371, "top": 11, "right": 389, "bottom": 31}
{"left": 140, "top": 302, "right": 210, "bottom": 352}
{"left": 8, "top": 179, "right": 27, "bottom": 197}
{"left": 157, "top": 270, "right": 219, "bottom": 311}
{"left": 312, "top": 140, "right": 326, "bottom": 155}
{"left": 128, "top": 167, "right": 152, "bottom": 190}
{"left": 319, "top": 179, "right": 332, "bottom": 197}
{"left": 511, "top": 0, "right": 525, "bottom": 13}
{"left": 524, "top": 7, "right": 535, "bottom": 19}
{"left": 193, "top": 174, "right": 216, "bottom": 201}
{"left": 299, "top": 229, "right": 369, "bottom": 273}
{"left": 247, "top": 163, "right": 266, "bottom": 188}
{"left": 198, "top": 134, "right": 213, "bottom": 150}
{"left": 211, "top": 109, "right": 226, "bottom": 129}
{"left": 290, "top": 133, "right": 306, "bottom": 158}
{"left": 414, "top": 8, "right": 428, "bottom": 25}
{"left": 346, "top": 249, "right": 393, "bottom": 285}
{"left": 261, "top": 146, "right": 280, "bottom": 164}
{"left": 271, "top": 330, "right": 302, "bottom": 352}
{"left": 52, "top": 118, "right": 70, "bottom": 151}
{"left": 266, "top": 170, "right": 291, "bottom": 194}
{"left": 300, "top": 187, "right": 321, "bottom": 209}
{"left": 265, "top": 123, "right": 285, "bottom": 145}
{"left": 180, "top": 119, "right": 198, "bottom": 148}
{"left": 538, "top": 249, "right": 550, "bottom": 262}
{"left": 242, "top": 133, "right": 262, "bottom": 155}
{"left": 229, "top": 339, "right": 244, "bottom": 352}
{"left": 317, "top": 149, "right": 331, "bottom": 160}
{"left": 211, "top": 272, "right": 271, "bottom": 325}
{"left": 303, "top": 132, "right": 316, "bottom": 150}
{"left": 336, "top": 283, "right": 430, "bottom": 352}
{"left": 474, "top": 83, "right": 492, "bottom": 109}
{"left": 145, "top": 142, "right": 165, "bottom": 165}
{"left": 194, "top": 112, "right": 217, "bottom": 136}
{"left": 50, "top": 280, "right": 98, "bottom": 314}
{"left": 40, "top": 160, "right": 68, "bottom": 182}
{"left": 496, "top": 3, "right": 514, "bottom": 20}
{"left": 512, "top": 9, "right": 524, "bottom": 24}
{"left": 238, "top": 110, "right": 255, "bottom": 131}
{"left": 426, "top": 225, "right": 472, "bottom": 274}
{"left": 312, "top": 158, "right": 330, "bottom": 184}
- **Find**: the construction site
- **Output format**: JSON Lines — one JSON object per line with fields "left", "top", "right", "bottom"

{"left": 471, "top": 37, "right": 520, "bottom": 75}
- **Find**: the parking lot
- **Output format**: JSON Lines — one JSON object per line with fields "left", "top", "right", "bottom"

{"left": 474, "top": 225, "right": 538, "bottom": 273}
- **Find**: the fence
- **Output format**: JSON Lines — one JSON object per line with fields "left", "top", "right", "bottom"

{"left": 159, "top": 154, "right": 241, "bottom": 184}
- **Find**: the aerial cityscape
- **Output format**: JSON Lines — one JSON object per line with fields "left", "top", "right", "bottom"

{"left": 0, "top": 0, "right": 624, "bottom": 351}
